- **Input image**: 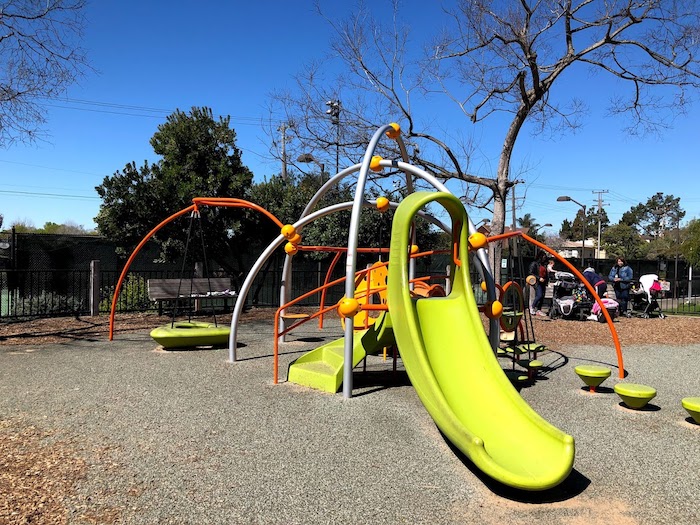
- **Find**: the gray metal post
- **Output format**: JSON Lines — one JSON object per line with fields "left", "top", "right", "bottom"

{"left": 90, "top": 260, "right": 100, "bottom": 316}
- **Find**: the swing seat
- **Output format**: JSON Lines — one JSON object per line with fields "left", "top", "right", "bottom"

{"left": 150, "top": 321, "right": 230, "bottom": 349}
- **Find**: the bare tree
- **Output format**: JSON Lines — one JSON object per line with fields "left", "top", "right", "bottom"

{"left": 0, "top": 0, "right": 90, "bottom": 146}
{"left": 270, "top": 0, "right": 700, "bottom": 277}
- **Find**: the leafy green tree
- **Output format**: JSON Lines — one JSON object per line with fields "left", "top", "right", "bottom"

{"left": 601, "top": 223, "right": 645, "bottom": 260}
{"left": 6, "top": 219, "right": 94, "bottom": 234}
{"left": 560, "top": 207, "right": 606, "bottom": 242}
{"left": 95, "top": 107, "right": 254, "bottom": 282}
{"left": 517, "top": 213, "right": 539, "bottom": 234}
{"left": 38, "top": 222, "right": 94, "bottom": 235}
{"left": 517, "top": 213, "right": 546, "bottom": 257}
{"left": 559, "top": 219, "right": 573, "bottom": 241}
{"left": 621, "top": 192, "right": 685, "bottom": 239}
{"left": 681, "top": 219, "right": 700, "bottom": 268}
{"left": 8, "top": 219, "right": 36, "bottom": 233}
{"left": 248, "top": 175, "right": 442, "bottom": 260}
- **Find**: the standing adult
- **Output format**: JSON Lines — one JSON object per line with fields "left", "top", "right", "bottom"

{"left": 609, "top": 257, "right": 633, "bottom": 316}
{"left": 527, "top": 253, "right": 541, "bottom": 315}
{"left": 531, "top": 251, "right": 549, "bottom": 316}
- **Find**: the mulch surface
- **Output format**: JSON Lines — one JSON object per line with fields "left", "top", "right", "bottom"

{"left": 1, "top": 308, "right": 698, "bottom": 348}
{"left": 1, "top": 309, "right": 699, "bottom": 523}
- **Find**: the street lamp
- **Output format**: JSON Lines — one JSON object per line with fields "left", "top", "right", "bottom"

{"left": 297, "top": 153, "right": 326, "bottom": 184}
{"left": 538, "top": 223, "right": 553, "bottom": 236}
{"left": 557, "top": 196, "right": 586, "bottom": 266}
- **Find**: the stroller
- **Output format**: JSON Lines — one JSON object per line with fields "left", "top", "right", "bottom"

{"left": 549, "top": 271, "right": 593, "bottom": 321}
{"left": 591, "top": 297, "right": 620, "bottom": 323}
{"left": 629, "top": 274, "right": 666, "bottom": 319}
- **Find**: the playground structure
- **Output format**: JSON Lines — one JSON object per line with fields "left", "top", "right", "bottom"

{"left": 109, "top": 123, "right": 635, "bottom": 491}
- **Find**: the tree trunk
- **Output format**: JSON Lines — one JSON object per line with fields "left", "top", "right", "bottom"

{"left": 491, "top": 106, "right": 529, "bottom": 284}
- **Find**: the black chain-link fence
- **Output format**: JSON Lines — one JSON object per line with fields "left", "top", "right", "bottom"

{"left": 1, "top": 229, "right": 697, "bottom": 319}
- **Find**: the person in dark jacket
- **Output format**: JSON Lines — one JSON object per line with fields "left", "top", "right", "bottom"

{"left": 582, "top": 264, "right": 607, "bottom": 297}
{"left": 609, "top": 257, "right": 633, "bottom": 316}
{"left": 527, "top": 254, "right": 541, "bottom": 314}
{"left": 531, "top": 251, "right": 549, "bottom": 316}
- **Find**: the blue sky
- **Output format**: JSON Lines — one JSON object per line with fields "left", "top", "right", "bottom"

{"left": 1, "top": 0, "right": 699, "bottom": 234}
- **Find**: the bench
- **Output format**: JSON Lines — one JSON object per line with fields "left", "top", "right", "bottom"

{"left": 147, "top": 277, "right": 236, "bottom": 315}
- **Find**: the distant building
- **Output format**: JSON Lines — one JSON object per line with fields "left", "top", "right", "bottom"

{"left": 556, "top": 238, "right": 605, "bottom": 261}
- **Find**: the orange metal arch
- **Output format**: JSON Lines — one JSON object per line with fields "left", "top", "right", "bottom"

{"left": 108, "top": 204, "right": 196, "bottom": 340}
{"left": 108, "top": 198, "right": 284, "bottom": 340}
{"left": 192, "top": 197, "right": 284, "bottom": 229}
{"left": 488, "top": 230, "right": 625, "bottom": 378}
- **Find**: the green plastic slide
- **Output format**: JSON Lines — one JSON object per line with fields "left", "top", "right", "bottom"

{"left": 387, "top": 192, "right": 575, "bottom": 491}
{"left": 287, "top": 312, "right": 394, "bottom": 393}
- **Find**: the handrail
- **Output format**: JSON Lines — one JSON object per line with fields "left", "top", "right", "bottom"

{"left": 272, "top": 263, "right": 394, "bottom": 383}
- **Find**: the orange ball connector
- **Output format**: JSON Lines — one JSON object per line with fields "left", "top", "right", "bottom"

{"left": 480, "top": 281, "right": 487, "bottom": 292}
{"left": 370, "top": 155, "right": 383, "bottom": 172}
{"left": 284, "top": 242, "right": 298, "bottom": 256}
{"left": 376, "top": 197, "right": 390, "bottom": 212}
{"left": 482, "top": 300, "right": 503, "bottom": 319}
{"left": 385, "top": 123, "right": 401, "bottom": 139}
{"left": 288, "top": 232, "right": 302, "bottom": 245}
{"left": 410, "top": 244, "right": 419, "bottom": 255}
{"left": 468, "top": 232, "right": 488, "bottom": 251}
{"left": 281, "top": 224, "right": 296, "bottom": 240}
{"left": 338, "top": 297, "right": 361, "bottom": 318}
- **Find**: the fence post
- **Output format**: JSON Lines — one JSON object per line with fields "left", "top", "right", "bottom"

{"left": 689, "top": 266, "right": 693, "bottom": 303}
{"left": 90, "top": 260, "right": 100, "bottom": 316}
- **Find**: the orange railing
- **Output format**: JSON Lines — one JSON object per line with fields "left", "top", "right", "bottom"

{"left": 272, "top": 264, "right": 392, "bottom": 384}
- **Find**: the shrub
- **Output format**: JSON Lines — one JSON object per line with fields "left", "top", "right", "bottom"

{"left": 100, "top": 275, "right": 152, "bottom": 312}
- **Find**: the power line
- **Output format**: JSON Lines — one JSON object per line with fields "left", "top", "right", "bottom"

{"left": 0, "top": 189, "right": 98, "bottom": 200}
{"left": 0, "top": 159, "right": 106, "bottom": 177}
{"left": 40, "top": 96, "right": 276, "bottom": 126}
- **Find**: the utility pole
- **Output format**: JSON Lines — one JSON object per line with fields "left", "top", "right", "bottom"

{"left": 325, "top": 100, "right": 341, "bottom": 174}
{"left": 592, "top": 190, "right": 609, "bottom": 259}
{"left": 278, "top": 123, "right": 289, "bottom": 180}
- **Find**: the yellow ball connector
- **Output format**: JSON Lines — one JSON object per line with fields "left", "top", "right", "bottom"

{"left": 468, "top": 232, "right": 488, "bottom": 251}
{"left": 385, "top": 123, "right": 401, "bottom": 139}
{"left": 281, "top": 224, "right": 296, "bottom": 240}
{"left": 483, "top": 300, "right": 503, "bottom": 319}
{"left": 370, "top": 155, "right": 383, "bottom": 173}
{"left": 337, "top": 297, "right": 361, "bottom": 318}
{"left": 376, "top": 197, "right": 390, "bottom": 212}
